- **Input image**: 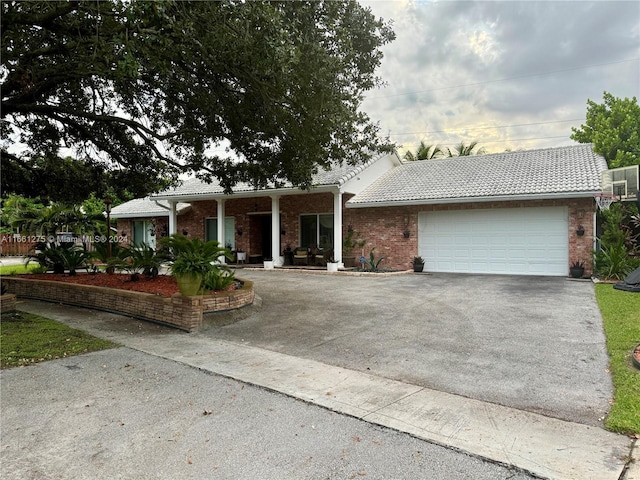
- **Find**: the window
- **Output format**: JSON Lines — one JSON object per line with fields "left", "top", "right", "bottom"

{"left": 300, "top": 214, "right": 333, "bottom": 250}
{"left": 205, "top": 217, "right": 236, "bottom": 249}
{"left": 132, "top": 220, "right": 156, "bottom": 248}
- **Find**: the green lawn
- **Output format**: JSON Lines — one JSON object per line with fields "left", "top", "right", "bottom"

{"left": 595, "top": 284, "right": 640, "bottom": 435}
{"left": 0, "top": 311, "right": 119, "bottom": 369}
{"left": 0, "top": 263, "right": 39, "bottom": 275}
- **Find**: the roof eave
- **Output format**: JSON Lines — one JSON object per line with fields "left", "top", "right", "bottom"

{"left": 346, "top": 191, "right": 600, "bottom": 209}
{"left": 152, "top": 184, "right": 340, "bottom": 202}
{"left": 110, "top": 211, "right": 169, "bottom": 219}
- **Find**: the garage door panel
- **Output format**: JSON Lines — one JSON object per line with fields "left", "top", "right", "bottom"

{"left": 418, "top": 207, "right": 568, "bottom": 276}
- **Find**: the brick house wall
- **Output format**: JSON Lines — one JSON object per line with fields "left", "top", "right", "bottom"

{"left": 175, "top": 194, "right": 337, "bottom": 257}
{"left": 344, "top": 197, "right": 595, "bottom": 275}
{"left": 115, "top": 195, "right": 595, "bottom": 275}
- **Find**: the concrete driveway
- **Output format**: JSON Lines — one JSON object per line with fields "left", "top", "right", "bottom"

{"left": 212, "top": 270, "right": 612, "bottom": 427}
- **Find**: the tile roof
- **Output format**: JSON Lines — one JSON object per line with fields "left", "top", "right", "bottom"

{"left": 153, "top": 157, "right": 384, "bottom": 199}
{"left": 348, "top": 144, "right": 607, "bottom": 206}
{"left": 110, "top": 197, "right": 190, "bottom": 218}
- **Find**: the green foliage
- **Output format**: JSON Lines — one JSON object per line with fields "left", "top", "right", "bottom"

{"left": 120, "top": 242, "right": 163, "bottom": 279}
{"left": 404, "top": 142, "right": 444, "bottom": 161}
{"left": 571, "top": 92, "right": 640, "bottom": 168}
{"left": 364, "top": 248, "right": 386, "bottom": 272}
{"left": 0, "top": 263, "right": 45, "bottom": 275}
{"left": 11, "top": 202, "right": 105, "bottom": 247}
{"left": 0, "top": 194, "right": 45, "bottom": 233}
{"left": 202, "top": 267, "right": 236, "bottom": 292}
{"left": 447, "top": 141, "right": 486, "bottom": 157}
{"left": 26, "top": 245, "right": 67, "bottom": 274}
{"left": 0, "top": 311, "right": 118, "bottom": 369}
{"left": 160, "top": 234, "right": 232, "bottom": 277}
{"left": 595, "top": 284, "right": 640, "bottom": 435}
{"left": 343, "top": 229, "right": 366, "bottom": 254}
{"left": 2, "top": 0, "right": 395, "bottom": 193}
{"left": 59, "top": 246, "right": 92, "bottom": 276}
{"left": 595, "top": 244, "right": 635, "bottom": 281}
{"left": 1, "top": 154, "right": 171, "bottom": 202}
{"left": 91, "top": 240, "right": 128, "bottom": 271}
{"left": 413, "top": 256, "right": 425, "bottom": 265}
{"left": 595, "top": 203, "right": 640, "bottom": 280}
{"left": 26, "top": 244, "right": 91, "bottom": 275}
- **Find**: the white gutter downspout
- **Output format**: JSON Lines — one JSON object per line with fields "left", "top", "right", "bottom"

{"left": 333, "top": 189, "right": 343, "bottom": 267}
{"left": 270, "top": 195, "right": 281, "bottom": 265}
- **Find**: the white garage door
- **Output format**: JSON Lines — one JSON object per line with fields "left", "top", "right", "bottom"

{"left": 418, "top": 207, "right": 568, "bottom": 276}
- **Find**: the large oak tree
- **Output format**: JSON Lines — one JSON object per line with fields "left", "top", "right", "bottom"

{"left": 1, "top": 0, "right": 395, "bottom": 196}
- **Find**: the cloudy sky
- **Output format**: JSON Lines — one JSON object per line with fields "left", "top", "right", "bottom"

{"left": 359, "top": 0, "right": 640, "bottom": 157}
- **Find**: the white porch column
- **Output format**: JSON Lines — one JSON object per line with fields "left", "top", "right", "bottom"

{"left": 216, "top": 198, "right": 226, "bottom": 263}
{"left": 168, "top": 201, "right": 177, "bottom": 235}
{"left": 333, "top": 190, "right": 343, "bottom": 266}
{"left": 271, "top": 195, "right": 281, "bottom": 265}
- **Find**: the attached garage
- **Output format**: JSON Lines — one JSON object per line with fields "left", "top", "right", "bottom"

{"left": 418, "top": 207, "right": 569, "bottom": 276}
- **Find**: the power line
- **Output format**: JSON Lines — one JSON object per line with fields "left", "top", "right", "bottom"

{"left": 390, "top": 119, "right": 583, "bottom": 137}
{"left": 400, "top": 135, "right": 570, "bottom": 148}
{"left": 369, "top": 58, "right": 639, "bottom": 99}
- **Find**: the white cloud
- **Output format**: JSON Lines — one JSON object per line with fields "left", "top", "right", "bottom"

{"left": 361, "top": 0, "right": 640, "bottom": 155}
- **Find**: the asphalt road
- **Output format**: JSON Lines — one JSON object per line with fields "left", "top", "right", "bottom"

{"left": 1, "top": 346, "right": 535, "bottom": 480}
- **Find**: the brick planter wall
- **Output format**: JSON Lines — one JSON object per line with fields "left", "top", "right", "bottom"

{"left": 1, "top": 293, "right": 17, "bottom": 313}
{"left": 2, "top": 277, "right": 254, "bottom": 332}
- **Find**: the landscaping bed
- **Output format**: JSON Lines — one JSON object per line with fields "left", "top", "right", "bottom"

{"left": 20, "top": 273, "right": 181, "bottom": 296}
{"left": 3, "top": 274, "right": 254, "bottom": 332}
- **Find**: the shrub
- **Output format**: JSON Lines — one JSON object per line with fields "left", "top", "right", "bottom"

{"left": 26, "top": 244, "right": 91, "bottom": 274}
{"left": 159, "top": 234, "right": 232, "bottom": 277}
{"left": 364, "top": 248, "right": 386, "bottom": 272}
{"left": 120, "top": 242, "right": 163, "bottom": 280}
{"left": 595, "top": 203, "right": 638, "bottom": 280}
{"left": 202, "top": 267, "right": 236, "bottom": 292}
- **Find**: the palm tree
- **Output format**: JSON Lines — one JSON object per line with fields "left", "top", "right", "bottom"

{"left": 12, "top": 203, "right": 105, "bottom": 248}
{"left": 446, "top": 141, "right": 486, "bottom": 157}
{"left": 403, "top": 141, "right": 444, "bottom": 161}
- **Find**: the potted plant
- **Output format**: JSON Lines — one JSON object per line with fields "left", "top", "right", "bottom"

{"left": 327, "top": 257, "right": 339, "bottom": 272}
{"left": 569, "top": 260, "right": 585, "bottom": 278}
{"left": 160, "top": 234, "right": 231, "bottom": 296}
{"left": 343, "top": 229, "right": 366, "bottom": 267}
{"left": 412, "top": 256, "right": 425, "bottom": 273}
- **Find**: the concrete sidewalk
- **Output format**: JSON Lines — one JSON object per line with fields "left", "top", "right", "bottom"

{"left": 17, "top": 300, "right": 635, "bottom": 480}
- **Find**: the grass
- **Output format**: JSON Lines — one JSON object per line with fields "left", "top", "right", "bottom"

{"left": 0, "top": 263, "right": 39, "bottom": 275}
{"left": 595, "top": 284, "right": 640, "bottom": 435}
{"left": 0, "top": 311, "right": 119, "bottom": 369}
